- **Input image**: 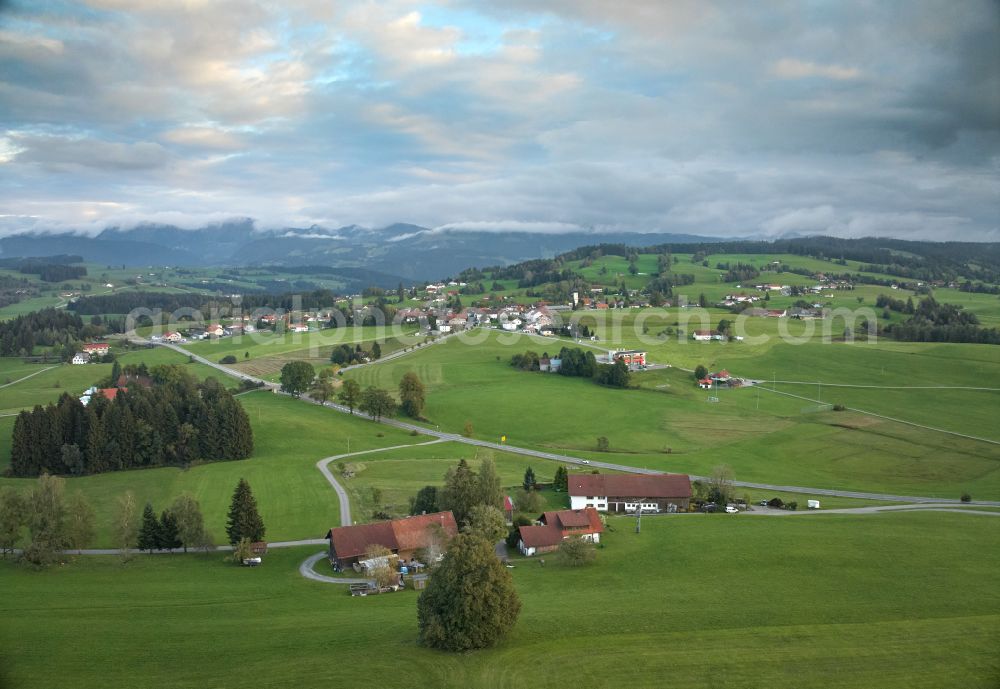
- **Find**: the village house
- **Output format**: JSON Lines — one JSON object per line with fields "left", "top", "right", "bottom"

{"left": 766, "top": 309, "right": 787, "bottom": 318}
{"left": 568, "top": 473, "right": 692, "bottom": 513}
{"left": 611, "top": 349, "right": 646, "bottom": 369}
{"left": 325, "top": 511, "right": 458, "bottom": 571}
{"left": 539, "top": 356, "right": 562, "bottom": 372}
{"left": 163, "top": 331, "right": 183, "bottom": 343}
{"left": 518, "top": 507, "right": 604, "bottom": 557}
{"left": 71, "top": 353, "right": 90, "bottom": 365}
{"left": 82, "top": 343, "right": 110, "bottom": 358}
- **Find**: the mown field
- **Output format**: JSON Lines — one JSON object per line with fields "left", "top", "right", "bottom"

{"left": 0, "top": 392, "right": 423, "bottom": 546}
{"left": 343, "top": 331, "right": 1000, "bottom": 499}
{"left": 1, "top": 511, "right": 996, "bottom": 689}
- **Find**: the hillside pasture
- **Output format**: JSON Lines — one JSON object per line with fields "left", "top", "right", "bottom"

{"left": 0, "top": 392, "right": 423, "bottom": 546}
{"left": 0, "top": 512, "right": 997, "bottom": 689}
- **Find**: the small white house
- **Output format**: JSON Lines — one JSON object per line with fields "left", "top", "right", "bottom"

{"left": 71, "top": 353, "right": 89, "bottom": 365}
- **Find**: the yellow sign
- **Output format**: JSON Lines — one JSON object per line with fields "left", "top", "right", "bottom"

{"left": 501, "top": 435, "right": 506, "bottom": 443}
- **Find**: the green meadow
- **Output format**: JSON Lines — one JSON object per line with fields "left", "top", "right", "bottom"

{"left": 0, "top": 392, "right": 423, "bottom": 546}
{"left": 343, "top": 331, "right": 1000, "bottom": 499}
{"left": 1, "top": 511, "right": 997, "bottom": 689}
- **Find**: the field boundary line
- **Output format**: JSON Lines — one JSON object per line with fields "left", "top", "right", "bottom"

{"left": 766, "top": 380, "right": 1000, "bottom": 391}
{"left": 755, "top": 384, "right": 1000, "bottom": 446}
{"left": 0, "top": 365, "right": 57, "bottom": 389}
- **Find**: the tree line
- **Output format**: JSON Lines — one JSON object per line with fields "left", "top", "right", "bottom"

{"left": 0, "top": 475, "right": 265, "bottom": 566}
{"left": 883, "top": 296, "right": 1000, "bottom": 345}
{"left": 0, "top": 308, "right": 113, "bottom": 357}
{"left": 9, "top": 365, "right": 254, "bottom": 477}
{"left": 510, "top": 347, "right": 631, "bottom": 388}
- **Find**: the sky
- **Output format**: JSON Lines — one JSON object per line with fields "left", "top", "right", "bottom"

{"left": 0, "top": 0, "right": 997, "bottom": 241}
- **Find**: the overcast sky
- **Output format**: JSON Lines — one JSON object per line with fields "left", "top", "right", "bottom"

{"left": 1, "top": 0, "right": 997, "bottom": 240}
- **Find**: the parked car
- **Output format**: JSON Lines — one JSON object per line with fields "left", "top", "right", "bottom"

{"left": 701, "top": 503, "right": 717, "bottom": 513}
{"left": 758, "top": 500, "right": 769, "bottom": 506}
{"left": 580, "top": 460, "right": 590, "bottom": 464}
{"left": 725, "top": 505, "right": 738, "bottom": 514}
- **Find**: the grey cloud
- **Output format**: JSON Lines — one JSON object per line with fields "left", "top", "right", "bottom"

{"left": 11, "top": 135, "right": 170, "bottom": 171}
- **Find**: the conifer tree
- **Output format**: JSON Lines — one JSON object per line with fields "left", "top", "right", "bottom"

{"left": 137, "top": 503, "right": 160, "bottom": 553}
{"left": 553, "top": 465, "right": 568, "bottom": 492}
{"left": 226, "top": 478, "right": 265, "bottom": 545}
{"left": 522, "top": 466, "right": 537, "bottom": 492}
{"left": 439, "top": 459, "right": 478, "bottom": 525}
{"left": 158, "top": 509, "right": 182, "bottom": 550}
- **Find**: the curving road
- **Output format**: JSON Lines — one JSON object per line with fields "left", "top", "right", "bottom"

{"left": 316, "top": 438, "right": 446, "bottom": 526}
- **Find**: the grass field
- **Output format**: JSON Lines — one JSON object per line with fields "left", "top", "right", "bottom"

{"left": 343, "top": 332, "right": 1000, "bottom": 499}
{"left": 1, "top": 511, "right": 996, "bottom": 689}
{"left": 0, "top": 392, "right": 424, "bottom": 546}
{"left": 0, "top": 348, "right": 232, "bottom": 417}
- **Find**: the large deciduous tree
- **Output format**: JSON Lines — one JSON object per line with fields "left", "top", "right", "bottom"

{"left": 310, "top": 378, "right": 335, "bottom": 404}
{"left": 115, "top": 491, "right": 138, "bottom": 562}
{"left": 338, "top": 379, "right": 361, "bottom": 414}
{"left": 279, "top": 361, "right": 315, "bottom": 396}
{"left": 0, "top": 487, "right": 25, "bottom": 557}
{"left": 170, "top": 493, "right": 212, "bottom": 552}
{"left": 65, "top": 490, "right": 95, "bottom": 554}
{"left": 226, "top": 478, "right": 266, "bottom": 545}
{"left": 417, "top": 533, "right": 521, "bottom": 651}
{"left": 398, "top": 372, "right": 426, "bottom": 419}
{"left": 475, "top": 455, "right": 503, "bottom": 509}
{"left": 22, "top": 474, "right": 70, "bottom": 566}
{"left": 465, "top": 505, "right": 507, "bottom": 544}
{"left": 359, "top": 386, "right": 397, "bottom": 422}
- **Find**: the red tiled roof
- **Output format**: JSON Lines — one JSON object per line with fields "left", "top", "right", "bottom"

{"left": 543, "top": 507, "right": 603, "bottom": 531}
{"left": 392, "top": 511, "right": 458, "bottom": 552}
{"left": 327, "top": 511, "right": 458, "bottom": 560}
{"left": 99, "top": 387, "right": 125, "bottom": 401}
{"left": 328, "top": 521, "right": 396, "bottom": 561}
{"left": 518, "top": 523, "right": 562, "bottom": 548}
{"left": 82, "top": 343, "right": 108, "bottom": 351}
{"left": 568, "top": 473, "right": 691, "bottom": 499}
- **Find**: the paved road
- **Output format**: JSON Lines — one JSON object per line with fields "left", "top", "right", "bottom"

{"left": 148, "top": 339, "right": 1000, "bottom": 507}
{"left": 316, "top": 438, "right": 446, "bottom": 527}
{"left": 742, "top": 503, "right": 1000, "bottom": 517}
{"left": 299, "top": 551, "right": 369, "bottom": 585}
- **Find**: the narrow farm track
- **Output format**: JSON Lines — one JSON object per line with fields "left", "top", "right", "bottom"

{"left": 754, "top": 384, "right": 1000, "bottom": 446}
{"left": 148, "top": 339, "right": 1000, "bottom": 507}
{"left": 0, "top": 365, "right": 57, "bottom": 389}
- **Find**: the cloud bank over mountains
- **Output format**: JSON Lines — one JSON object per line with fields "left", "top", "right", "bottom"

{"left": 0, "top": 0, "right": 997, "bottom": 241}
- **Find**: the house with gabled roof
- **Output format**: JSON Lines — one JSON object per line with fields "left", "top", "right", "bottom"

{"left": 568, "top": 473, "right": 691, "bottom": 513}
{"left": 518, "top": 507, "right": 604, "bottom": 556}
{"left": 325, "top": 511, "right": 458, "bottom": 570}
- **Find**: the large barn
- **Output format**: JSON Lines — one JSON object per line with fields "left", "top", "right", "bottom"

{"left": 325, "top": 511, "right": 458, "bottom": 570}
{"left": 568, "top": 473, "right": 692, "bottom": 513}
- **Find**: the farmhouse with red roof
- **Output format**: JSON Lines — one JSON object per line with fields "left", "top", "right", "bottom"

{"left": 517, "top": 507, "right": 604, "bottom": 557}
{"left": 325, "top": 511, "right": 458, "bottom": 570}
{"left": 568, "top": 473, "right": 691, "bottom": 513}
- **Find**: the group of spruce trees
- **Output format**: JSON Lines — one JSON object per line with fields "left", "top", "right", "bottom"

{"left": 9, "top": 364, "right": 254, "bottom": 477}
